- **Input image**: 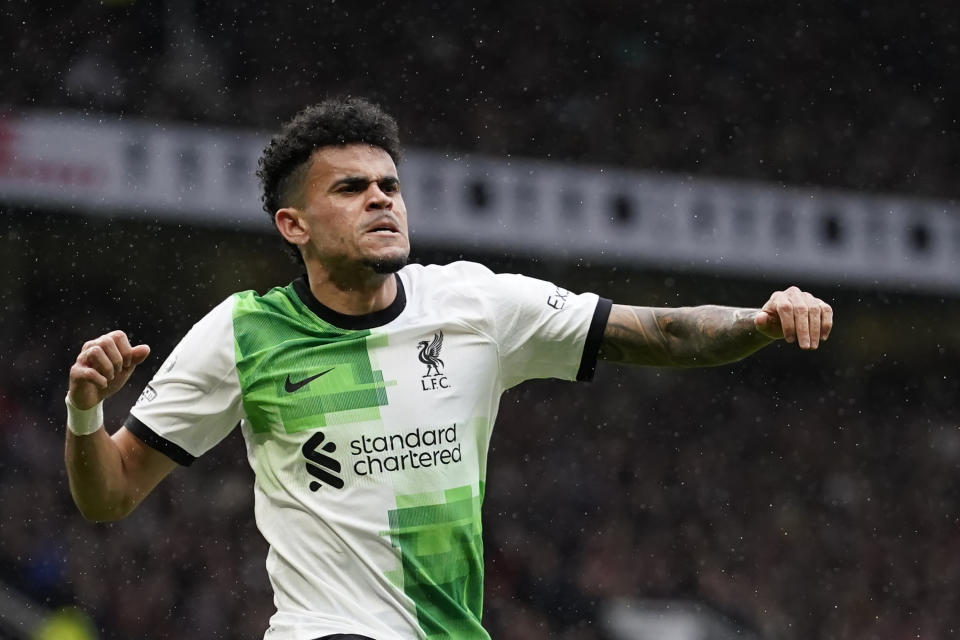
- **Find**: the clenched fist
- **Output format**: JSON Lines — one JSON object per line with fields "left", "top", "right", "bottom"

{"left": 754, "top": 286, "right": 833, "bottom": 349}
{"left": 68, "top": 330, "right": 151, "bottom": 410}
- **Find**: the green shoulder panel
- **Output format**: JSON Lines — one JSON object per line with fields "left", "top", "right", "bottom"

{"left": 230, "top": 285, "right": 391, "bottom": 434}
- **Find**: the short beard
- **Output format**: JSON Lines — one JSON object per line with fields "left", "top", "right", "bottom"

{"left": 365, "top": 255, "right": 408, "bottom": 274}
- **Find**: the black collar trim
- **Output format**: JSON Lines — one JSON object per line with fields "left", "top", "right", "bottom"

{"left": 293, "top": 274, "right": 406, "bottom": 330}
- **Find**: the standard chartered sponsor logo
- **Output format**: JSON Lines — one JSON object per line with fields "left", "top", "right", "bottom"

{"left": 350, "top": 424, "right": 462, "bottom": 476}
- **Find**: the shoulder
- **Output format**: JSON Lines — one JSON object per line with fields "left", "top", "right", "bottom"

{"left": 229, "top": 282, "right": 330, "bottom": 350}
{"left": 397, "top": 262, "right": 509, "bottom": 333}
{"left": 230, "top": 281, "right": 323, "bottom": 328}
{"left": 400, "top": 260, "right": 496, "bottom": 285}
{"left": 401, "top": 260, "right": 565, "bottom": 301}
{"left": 400, "top": 261, "right": 507, "bottom": 308}
{"left": 177, "top": 284, "right": 304, "bottom": 345}
{"left": 231, "top": 283, "right": 296, "bottom": 314}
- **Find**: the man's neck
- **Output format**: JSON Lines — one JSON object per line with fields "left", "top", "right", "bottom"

{"left": 304, "top": 263, "right": 398, "bottom": 316}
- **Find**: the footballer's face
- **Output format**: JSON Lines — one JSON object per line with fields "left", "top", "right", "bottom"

{"left": 280, "top": 144, "right": 410, "bottom": 276}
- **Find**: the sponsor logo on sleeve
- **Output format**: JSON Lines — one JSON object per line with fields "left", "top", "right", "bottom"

{"left": 136, "top": 384, "right": 157, "bottom": 405}
{"left": 547, "top": 286, "right": 570, "bottom": 310}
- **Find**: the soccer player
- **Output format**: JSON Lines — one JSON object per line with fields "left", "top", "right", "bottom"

{"left": 64, "top": 97, "right": 833, "bottom": 640}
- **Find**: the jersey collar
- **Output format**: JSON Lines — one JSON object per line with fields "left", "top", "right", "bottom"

{"left": 293, "top": 273, "right": 406, "bottom": 330}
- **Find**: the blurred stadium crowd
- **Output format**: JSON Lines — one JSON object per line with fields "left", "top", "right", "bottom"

{"left": 2, "top": 1, "right": 959, "bottom": 639}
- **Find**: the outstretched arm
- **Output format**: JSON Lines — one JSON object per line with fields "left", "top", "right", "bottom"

{"left": 599, "top": 286, "right": 833, "bottom": 367}
{"left": 65, "top": 330, "right": 177, "bottom": 522}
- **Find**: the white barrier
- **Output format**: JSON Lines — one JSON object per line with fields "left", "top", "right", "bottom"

{"left": 2, "top": 110, "right": 958, "bottom": 292}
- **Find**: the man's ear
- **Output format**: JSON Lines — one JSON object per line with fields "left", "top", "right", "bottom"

{"left": 275, "top": 208, "right": 310, "bottom": 247}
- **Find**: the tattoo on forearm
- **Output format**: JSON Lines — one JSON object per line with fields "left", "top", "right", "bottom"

{"left": 599, "top": 305, "right": 772, "bottom": 367}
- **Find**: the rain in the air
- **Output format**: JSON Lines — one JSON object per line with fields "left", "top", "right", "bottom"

{"left": 1, "top": 2, "right": 958, "bottom": 639}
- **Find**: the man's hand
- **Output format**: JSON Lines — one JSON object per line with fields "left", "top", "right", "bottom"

{"left": 68, "top": 330, "right": 151, "bottom": 410}
{"left": 754, "top": 286, "right": 833, "bottom": 349}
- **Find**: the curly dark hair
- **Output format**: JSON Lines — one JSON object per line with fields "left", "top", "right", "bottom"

{"left": 256, "top": 97, "right": 402, "bottom": 262}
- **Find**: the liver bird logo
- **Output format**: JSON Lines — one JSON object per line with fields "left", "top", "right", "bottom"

{"left": 417, "top": 330, "right": 445, "bottom": 377}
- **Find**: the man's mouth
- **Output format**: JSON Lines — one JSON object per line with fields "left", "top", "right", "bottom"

{"left": 366, "top": 220, "right": 401, "bottom": 234}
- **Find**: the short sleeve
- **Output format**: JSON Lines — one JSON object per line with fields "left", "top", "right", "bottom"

{"left": 480, "top": 270, "right": 611, "bottom": 389}
{"left": 126, "top": 296, "right": 245, "bottom": 465}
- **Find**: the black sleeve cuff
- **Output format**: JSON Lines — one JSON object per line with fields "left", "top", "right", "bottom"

{"left": 576, "top": 297, "right": 613, "bottom": 382}
{"left": 124, "top": 414, "right": 197, "bottom": 467}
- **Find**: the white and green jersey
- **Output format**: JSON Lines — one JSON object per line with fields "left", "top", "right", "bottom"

{"left": 127, "top": 260, "right": 611, "bottom": 640}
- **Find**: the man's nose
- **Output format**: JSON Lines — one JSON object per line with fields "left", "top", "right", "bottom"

{"left": 367, "top": 184, "right": 393, "bottom": 209}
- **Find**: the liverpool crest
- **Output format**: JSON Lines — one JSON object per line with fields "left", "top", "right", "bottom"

{"left": 417, "top": 330, "right": 449, "bottom": 390}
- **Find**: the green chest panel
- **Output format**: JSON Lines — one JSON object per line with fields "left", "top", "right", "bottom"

{"left": 232, "top": 289, "right": 392, "bottom": 433}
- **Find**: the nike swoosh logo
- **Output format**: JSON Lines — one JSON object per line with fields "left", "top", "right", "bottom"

{"left": 284, "top": 368, "right": 335, "bottom": 393}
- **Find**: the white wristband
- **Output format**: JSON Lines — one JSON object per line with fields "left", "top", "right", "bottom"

{"left": 65, "top": 395, "right": 104, "bottom": 436}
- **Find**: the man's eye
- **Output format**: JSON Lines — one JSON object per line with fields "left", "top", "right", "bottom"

{"left": 381, "top": 181, "right": 400, "bottom": 193}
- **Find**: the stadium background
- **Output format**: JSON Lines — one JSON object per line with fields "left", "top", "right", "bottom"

{"left": 1, "top": 2, "right": 959, "bottom": 639}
